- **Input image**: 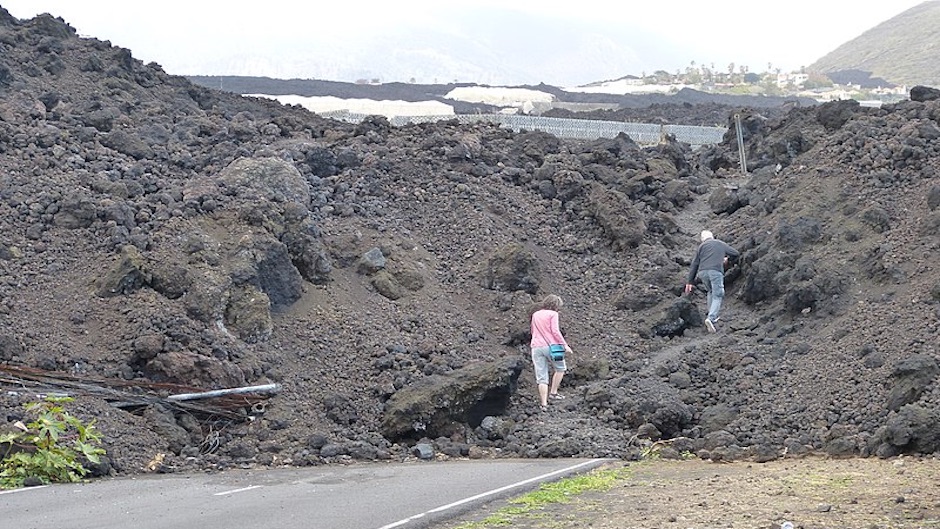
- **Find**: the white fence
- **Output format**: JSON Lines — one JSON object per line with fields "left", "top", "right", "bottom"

{"left": 319, "top": 111, "right": 728, "bottom": 147}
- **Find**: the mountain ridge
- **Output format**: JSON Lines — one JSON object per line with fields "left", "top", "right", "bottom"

{"left": 188, "top": 4, "right": 940, "bottom": 97}
{"left": 810, "top": 0, "right": 940, "bottom": 87}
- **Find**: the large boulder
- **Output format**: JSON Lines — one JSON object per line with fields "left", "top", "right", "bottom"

{"left": 216, "top": 157, "right": 310, "bottom": 206}
{"left": 279, "top": 207, "right": 332, "bottom": 284}
{"left": 582, "top": 376, "right": 694, "bottom": 438}
{"left": 886, "top": 354, "right": 939, "bottom": 412}
{"left": 53, "top": 197, "right": 97, "bottom": 229}
{"left": 140, "top": 349, "right": 246, "bottom": 389}
{"left": 381, "top": 357, "right": 525, "bottom": 441}
{"left": 910, "top": 85, "right": 940, "bottom": 102}
{"left": 228, "top": 232, "right": 303, "bottom": 309}
{"left": 870, "top": 404, "right": 940, "bottom": 457}
{"left": 100, "top": 129, "right": 154, "bottom": 160}
{"left": 816, "top": 99, "right": 861, "bottom": 131}
{"left": 651, "top": 295, "right": 702, "bottom": 337}
{"left": 587, "top": 184, "right": 646, "bottom": 250}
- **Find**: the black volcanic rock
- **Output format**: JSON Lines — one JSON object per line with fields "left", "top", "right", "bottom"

{"left": 1, "top": 8, "right": 939, "bottom": 479}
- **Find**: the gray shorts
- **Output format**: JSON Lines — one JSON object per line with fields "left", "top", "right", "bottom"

{"left": 531, "top": 346, "right": 566, "bottom": 385}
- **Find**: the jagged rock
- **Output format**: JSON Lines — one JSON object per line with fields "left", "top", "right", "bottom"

{"left": 776, "top": 216, "right": 823, "bottom": 249}
{"left": 279, "top": 203, "right": 332, "bottom": 284}
{"left": 391, "top": 264, "right": 426, "bottom": 292}
{"left": 816, "top": 99, "right": 862, "bottom": 130}
{"left": 751, "top": 444, "right": 780, "bottom": 463}
{"left": 100, "top": 129, "right": 154, "bottom": 160}
{"left": 131, "top": 334, "right": 165, "bottom": 363}
{"left": 182, "top": 267, "right": 231, "bottom": 324}
{"left": 661, "top": 179, "right": 693, "bottom": 207}
{"left": 217, "top": 157, "right": 310, "bottom": 206}
{"left": 871, "top": 404, "right": 940, "bottom": 455}
{"left": 307, "top": 433, "right": 329, "bottom": 449}
{"left": 323, "top": 393, "right": 359, "bottom": 426}
{"left": 142, "top": 350, "right": 246, "bottom": 388}
{"left": 477, "top": 416, "right": 514, "bottom": 441}
{"left": 479, "top": 243, "right": 540, "bottom": 294}
{"left": 886, "top": 354, "right": 939, "bottom": 411}
{"left": 149, "top": 262, "right": 191, "bottom": 299}
{"left": 564, "top": 356, "right": 611, "bottom": 386}
{"left": 229, "top": 232, "right": 303, "bottom": 309}
{"left": 927, "top": 185, "right": 940, "bottom": 211}
{"left": 708, "top": 185, "right": 743, "bottom": 215}
{"left": 347, "top": 441, "right": 387, "bottom": 460}
{"left": 371, "top": 270, "right": 404, "bottom": 300}
{"left": 0, "top": 335, "right": 24, "bottom": 361}
{"left": 910, "top": 85, "right": 940, "bottom": 102}
{"left": 381, "top": 357, "right": 524, "bottom": 440}
{"left": 53, "top": 197, "right": 97, "bottom": 228}
{"left": 614, "top": 284, "right": 663, "bottom": 312}
{"left": 224, "top": 285, "right": 273, "bottom": 343}
{"left": 581, "top": 376, "right": 693, "bottom": 438}
{"left": 636, "top": 423, "right": 662, "bottom": 441}
{"left": 651, "top": 295, "right": 702, "bottom": 337}
{"left": 358, "top": 247, "right": 386, "bottom": 274}
{"left": 412, "top": 443, "right": 434, "bottom": 460}
{"left": 536, "top": 437, "right": 582, "bottom": 457}
{"left": 703, "top": 430, "right": 738, "bottom": 451}
{"left": 318, "top": 443, "right": 347, "bottom": 458}
{"left": 141, "top": 405, "right": 190, "bottom": 455}
{"left": 222, "top": 440, "right": 259, "bottom": 460}
{"left": 0, "top": 243, "right": 15, "bottom": 260}
{"left": 824, "top": 436, "right": 859, "bottom": 457}
{"left": 94, "top": 245, "right": 151, "bottom": 297}
{"left": 587, "top": 184, "right": 646, "bottom": 249}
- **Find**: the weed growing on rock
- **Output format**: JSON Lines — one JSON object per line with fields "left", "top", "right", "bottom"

{"left": 0, "top": 396, "right": 106, "bottom": 489}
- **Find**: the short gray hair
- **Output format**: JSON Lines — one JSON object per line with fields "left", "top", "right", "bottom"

{"left": 700, "top": 230, "right": 714, "bottom": 241}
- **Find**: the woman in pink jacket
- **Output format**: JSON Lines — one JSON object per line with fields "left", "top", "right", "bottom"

{"left": 528, "top": 294, "right": 572, "bottom": 411}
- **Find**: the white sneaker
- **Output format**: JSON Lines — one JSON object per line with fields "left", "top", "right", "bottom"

{"left": 704, "top": 319, "right": 716, "bottom": 333}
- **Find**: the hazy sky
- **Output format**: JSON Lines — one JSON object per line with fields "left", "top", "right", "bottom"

{"left": 2, "top": 0, "right": 931, "bottom": 84}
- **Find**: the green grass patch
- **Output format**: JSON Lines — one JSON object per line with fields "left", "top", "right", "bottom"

{"left": 451, "top": 465, "right": 631, "bottom": 529}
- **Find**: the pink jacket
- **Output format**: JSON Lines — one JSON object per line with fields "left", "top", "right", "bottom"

{"left": 530, "top": 309, "right": 567, "bottom": 348}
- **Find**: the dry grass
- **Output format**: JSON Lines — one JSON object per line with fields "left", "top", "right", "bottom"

{"left": 441, "top": 456, "right": 940, "bottom": 529}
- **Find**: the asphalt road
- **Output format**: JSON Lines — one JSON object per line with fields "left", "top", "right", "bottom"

{"left": 1, "top": 458, "right": 611, "bottom": 529}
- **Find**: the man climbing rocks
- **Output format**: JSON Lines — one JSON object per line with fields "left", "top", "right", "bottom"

{"left": 684, "top": 230, "right": 739, "bottom": 332}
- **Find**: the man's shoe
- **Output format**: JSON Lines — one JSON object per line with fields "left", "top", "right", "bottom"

{"left": 549, "top": 393, "right": 565, "bottom": 400}
{"left": 704, "top": 319, "right": 716, "bottom": 333}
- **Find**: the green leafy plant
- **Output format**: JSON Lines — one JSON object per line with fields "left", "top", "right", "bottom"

{"left": 0, "top": 396, "right": 106, "bottom": 489}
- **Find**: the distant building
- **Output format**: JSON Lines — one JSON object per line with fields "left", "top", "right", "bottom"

{"left": 776, "top": 73, "right": 809, "bottom": 88}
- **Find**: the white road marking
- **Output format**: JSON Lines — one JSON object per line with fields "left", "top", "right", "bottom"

{"left": 214, "top": 485, "right": 262, "bottom": 496}
{"left": 0, "top": 485, "right": 48, "bottom": 495}
{"left": 376, "top": 459, "right": 607, "bottom": 529}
